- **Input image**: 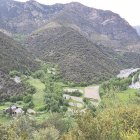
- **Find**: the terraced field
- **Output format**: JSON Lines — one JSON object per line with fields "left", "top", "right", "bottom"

{"left": 63, "top": 85, "right": 101, "bottom": 108}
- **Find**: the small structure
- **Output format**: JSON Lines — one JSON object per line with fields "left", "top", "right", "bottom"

{"left": 27, "top": 109, "right": 36, "bottom": 115}
{"left": 5, "top": 105, "right": 24, "bottom": 116}
{"left": 14, "top": 76, "right": 21, "bottom": 84}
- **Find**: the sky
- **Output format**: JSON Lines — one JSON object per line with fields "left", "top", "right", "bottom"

{"left": 16, "top": 0, "right": 140, "bottom": 26}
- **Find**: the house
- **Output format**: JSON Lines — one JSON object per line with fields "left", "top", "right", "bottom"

{"left": 5, "top": 105, "right": 24, "bottom": 116}
{"left": 13, "top": 108, "right": 24, "bottom": 115}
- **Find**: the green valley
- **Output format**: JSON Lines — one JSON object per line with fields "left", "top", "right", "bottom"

{"left": 0, "top": 0, "right": 140, "bottom": 140}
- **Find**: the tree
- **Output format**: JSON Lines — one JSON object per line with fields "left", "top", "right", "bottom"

{"left": 63, "top": 106, "right": 140, "bottom": 140}
{"left": 23, "top": 95, "right": 32, "bottom": 103}
{"left": 32, "top": 70, "right": 45, "bottom": 79}
{"left": 33, "top": 127, "right": 59, "bottom": 140}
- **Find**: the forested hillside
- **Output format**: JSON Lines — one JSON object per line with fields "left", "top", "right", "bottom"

{"left": 0, "top": 31, "right": 38, "bottom": 73}
{"left": 26, "top": 24, "right": 121, "bottom": 84}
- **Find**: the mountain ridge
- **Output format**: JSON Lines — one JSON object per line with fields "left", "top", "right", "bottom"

{"left": 0, "top": 0, "right": 139, "bottom": 44}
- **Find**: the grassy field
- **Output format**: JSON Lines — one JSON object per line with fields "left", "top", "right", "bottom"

{"left": 117, "top": 88, "right": 138, "bottom": 103}
{"left": 28, "top": 77, "right": 46, "bottom": 111}
{"left": 0, "top": 115, "right": 12, "bottom": 124}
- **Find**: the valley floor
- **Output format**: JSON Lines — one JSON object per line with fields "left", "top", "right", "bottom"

{"left": 27, "top": 77, "right": 46, "bottom": 110}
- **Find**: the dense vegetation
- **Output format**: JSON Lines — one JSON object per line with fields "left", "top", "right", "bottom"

{"left": 63, "top": 105, "right": 140, "bottom": 140}
{"left": 0, "top": 30, "right": 39, "bottom": 103}
{"left": 0, "top": 31, "right": 38, "bottom": 73}
{"left": 25, "top": 22, "right": 140, "bottom": 85}
{"left": 64, "top": 90, "right": 82, "bottom": 97}
{"left": 26, "top": 25, "right": 121, "bottom": 84}
{"left": 0, "top": 97, "right": 140, "bottom": 140}
{"left": 0, "top": 71, "right": 33, "bottom": 102}
{"left": 44, "top": 72, "right": 69, "bottom": 112}
{"left": 30, "top": 63, "right": 68, "bottom": 112}
{"left": 100, "top": 77, "right": 132, "bottom": 97}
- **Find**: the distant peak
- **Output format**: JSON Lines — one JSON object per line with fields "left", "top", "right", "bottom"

{"left": 28, "top": 0, "right": 36, "bottom": 2}
{"left": 67, "top": 2, "right": 84, "bottom": 6}
{"left": 27, "top": 0, "right": 38, "bottom": 4}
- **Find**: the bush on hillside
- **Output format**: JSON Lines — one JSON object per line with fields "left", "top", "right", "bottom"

{"left": 64, "top": 90, "right": 82, "bottom": 97}
{"left": 9, "top": 70, "right": 21, "bottom": 77}
{"left": 32, "top": 70, "right": 45, "bottom": 79}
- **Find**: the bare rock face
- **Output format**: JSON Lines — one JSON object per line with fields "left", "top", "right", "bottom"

{"left": 0, "top": 0, "right": 64, "bottom": 34}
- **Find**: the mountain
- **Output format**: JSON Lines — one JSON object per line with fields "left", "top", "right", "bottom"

{"left": 0, "top": 0, "right": 65, "bottom": 34}
{"left": 1, "top": 0, "right": 140, "bottom": 84}
{"left": 25, "top": 21, "right": 140, "bottom": 84}
{"left": 0, "top": 0, "right": 139, "bottom": 45}
{"left": 48, "top": 2, "right": 140, "bottom": 46}
{"left": 25, "top": 23, "right": 120, "bottom": 84}
{"left": 134, "top": 26, "right": 140, "bottom": 35}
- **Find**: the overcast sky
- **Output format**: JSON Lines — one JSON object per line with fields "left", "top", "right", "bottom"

{"left": 16, "top": 0, "right": 140, "bottom": 26}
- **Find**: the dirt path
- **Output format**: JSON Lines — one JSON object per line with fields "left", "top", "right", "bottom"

{"left": 84, "top": 86, "right": 101, "bottom": 102}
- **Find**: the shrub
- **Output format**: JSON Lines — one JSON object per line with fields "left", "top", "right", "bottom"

{"left": 33, "top": 127, "right": 59, "bottom": 140}
{"left": 10, "top": 96, "right": 17, "bottom": 102}
{"left": 9, "top": 70, "right": 21, "bottom": 77}
{"left": 38, "top": 105, "right": 47, "bottom": 111}
{"left": 64, "top": 90, "right": 82, "bottom": 97}
{"left": 28, "top": 101, "right": 34, "bottom": 108}
{"left": 26, "top": 85, "right": 36, "bottom": 95}
{"left": 64, "top": 106, "right": 140, "bottom": 140}
{"left": 32, "top": 70, "right": 45, "bottom": 79}
{"left": 23, "top": 95, "right": 32, "bottom": 103}
{"left": 135, "top": 90, "right": 140, "bottom": 97}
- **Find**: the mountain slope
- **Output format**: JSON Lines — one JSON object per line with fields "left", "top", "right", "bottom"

{"left": 0, "top": 31, "right": 38, "bottom": 73}
{"left": 26, "top": 23, "right": 121, "bottom": 84}
{"left": 49, "top": 2, "right": 139, "bottom": 46}
{"left": 0, "top": 70, "right": 26, "bottom": 101}
{"left": 26, "top": 22, "right": 140, "bottom": 84}
{"left": 1, "top": 0, "right": 140, "bottom": 84}
{"left": 0, "top": 31, "right": 39, "bottom": 101}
